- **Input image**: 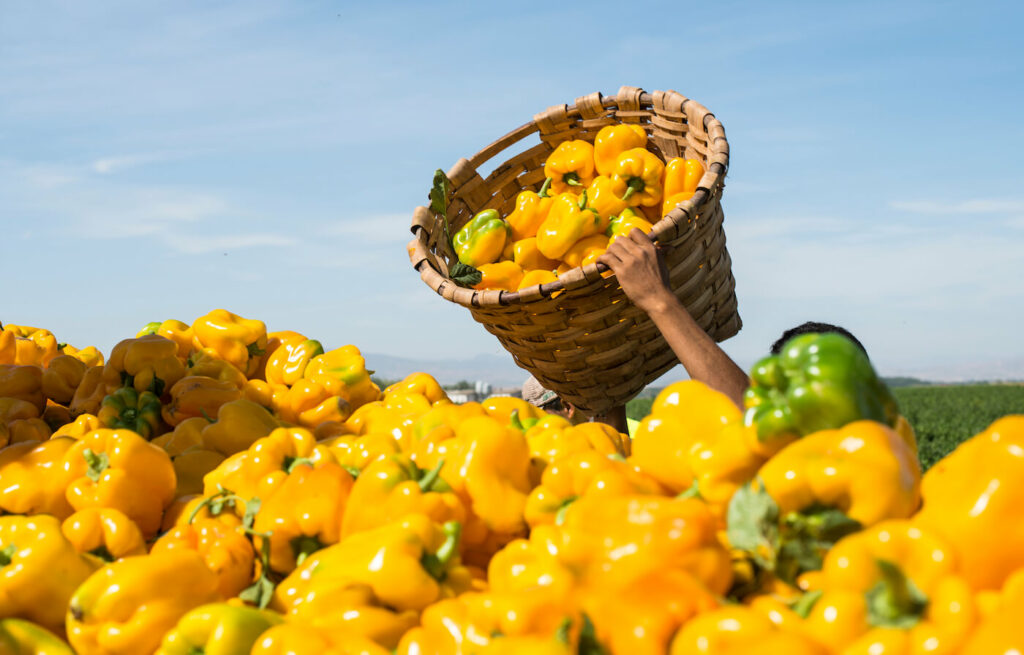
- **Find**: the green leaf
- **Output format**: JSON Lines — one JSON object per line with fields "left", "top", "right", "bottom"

{"left": 242, "top": 497, "right": 262, "bottom": 530}
{"left": 725, "top": 480, "right": 780, "bottom": 571}
{"left": 430, "top": 169, "right": 449, "bottom": 218}
{"left": 450, "top": 261, "right": 482, "bottom": 288}
{"left": 239, "top": 575, "right": 276, "bottom": 609}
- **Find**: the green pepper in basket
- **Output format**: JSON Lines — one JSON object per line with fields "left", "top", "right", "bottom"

{"left": 743, "top": 332, "right": 899, "bottom": 452}
{"left": 453, "top": 209, "right": 510, "bottom": 268}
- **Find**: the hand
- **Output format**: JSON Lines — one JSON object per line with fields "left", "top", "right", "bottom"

{"left": 597, "top": 228, "right": 673, "bottom": 314}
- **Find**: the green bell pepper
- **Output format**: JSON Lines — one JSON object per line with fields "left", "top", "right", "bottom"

{"left": 743, "top": 332, "right": 899, "bottom": 449}
{"left": 452, "top": 209, "right": 509, "bottom": 267}
{"left": 97, "top": 387, "right": 163, "bottom": 439}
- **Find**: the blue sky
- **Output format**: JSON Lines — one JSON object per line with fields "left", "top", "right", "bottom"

{"left": 2, "top": 0, "right": 1023, "bottom": 382}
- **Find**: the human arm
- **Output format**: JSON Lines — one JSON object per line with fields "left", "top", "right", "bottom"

{"left": 596, "top": 229, "right": 749, "bottom": 409}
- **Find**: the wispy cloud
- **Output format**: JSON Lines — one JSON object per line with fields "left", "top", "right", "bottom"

{"left": 161, "top": 232, "right": 296, "bottom": 255}
{"left": 890, "top": 198, "right": 1024, "bottom": 214}
{"left": 91, "top": 152, "right": 175, "bottom": 174}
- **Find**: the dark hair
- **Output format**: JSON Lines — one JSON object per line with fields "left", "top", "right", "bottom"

{"left": 770, "top": 321, "right": 868, "bottom": 356}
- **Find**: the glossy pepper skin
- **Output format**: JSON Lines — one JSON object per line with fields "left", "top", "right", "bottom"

{"left": 661, "top": 157, "right": 704, "bottom": 216}
{"left": 0, "top": 618, "right": 75, "bottom": 654}
{"left": 584, "top": 176, "right": 628, "bottom": 227}
{"left": 155, "top": 603, "right": 283, "bottom": 655}
{"left": 0, "top": 515, "right": 99, "bottom": 635}
{"left": 453, "top": 209, "right": 510, "bottom": 268}
{"left": 184, "top": 350, "right": 248, "bottom": 388}
{"left": 273, "top": 514, "right": 472, "bottom": 615}
{"left": 961, "top": 589, "right": 1024, "bottom": 655}
{"left": 151, "top": 519, "right": 254, "bottom": 599}
{"left": 253, "top": 461, "right": 355, "bottom": 574}
{"left": 744, "top": 333, "right": 900, "bottom": 449}
{"left": 252, "top": 623, "right": 391, "bottom": 655}
{"left": 342, "top": 454, "right": 465, "bottom": 537}
{"left": 670, "top": 605, "right": 828, "bottom": 655}
{"left": 325, "top": 432, "right": 402, "bottom": 475}
{"left": 69, "top": 366, "right": 107, "bottom": 418}
{"left": 609, "top": 147, "right": 665, "bottom": 208}
{"left": 560, "top": 234, "right": 608, "bottom": 269}
{"left": 60, "top": 344, "right": 105, "bottom": 368}
{"left": 0, "top": 437, "right": 80, "bottom": 519}
{"left": 506, "top": 188, "right": 553, "bottom": 241}
{"left": 0, "top": 327, "right": 59, "bottom": 367}
{"left": 200, "top": 398, "right": 280, "bottom": 456}
{"left": 473, "top": 260, "right": 524, "bottom": 292}
{"left": 66, "top": 550, "right": 222, "bottom": 655}
{"left": 61, "top": 508, "right": 147, "bottom": 563}
{"left": 191, "top": 309, "right": 268, "bottom": 378}
{"left": 97, "top": 387, "right": 163, "bottom": 439}
{"left": 594, "top": 124, "right": 648, "bottom": 176}
{"left": 914, "top": 415, "right": 1024, "bottom": 591}
{"left": 510, "top": 237, "right": 559, "bottom": 272}
{"left": 535, "top": 192, "right": 603, "bottom": 260}
{"left": 304, "top": 345, "right": 380, "bottom": 410}
{"left": 137, "top": 319, "right": 194, "bottom": 360}
{"left": 0, "top": 365, "right": 44, "bottom": 413}
{"left": 524, "top": 451, "right": 664, "bottom": 528}
{"left": 41, "top": 355, "right": 87, "bottom": 405}
{"left": 517, "top": 269, "right": 558, "bottom": 290}
{"left": 102, "top": 335, "right": 186, "bottom": 397}
{"left": 543, "top": 140, "right": 595, "bottom": 195}
{"left": 526, "top": 420, "right": 630, "bottom": 484}
{"left": 162, "top": 376, "right": 243, "bottom": 427}
{"left": 64, "top": 428, "right": 177, "bottom": 538}
{"left": 264, "top": 338, "right": 323, "bottom": 387}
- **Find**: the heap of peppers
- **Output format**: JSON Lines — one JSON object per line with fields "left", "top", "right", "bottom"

{"left": 0, "top": 313, "right": 1022, "bottom": 654}
{"left": 440, "top": 124, "right": 707, "bottom": 291}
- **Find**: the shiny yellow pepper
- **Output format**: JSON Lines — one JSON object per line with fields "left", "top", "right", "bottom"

{"left": 41, "top": 355, "right": 87, "bottom": 405}
{"left": 252, "top": 623, "right": 392, "bottom": 655}
{"left": 137, "top": 319, "right": 195, "bottom": 360}
{"left": 383, "top": 372, "right": 448, "bottom": 404}
{"left": 66, "top": 550, "right": 222, "bottom": 655}
{"left": 60, "top": 344, "right": 105, "bottom": 368}
{"left": 61, "top": 508, "right": 147, "bottom": 563}
{"left": 162, "top": 375, "right": 244, "bottom": 427}
{"left": 155, "top": 603, "right": 283, "bottom": 655}
{"left": 191, "top": 309, "right": 268, "bottom": 378}
{"left": 517, "top": 269, "right": 558, "bottom": 290}
{"left": 0, "top": 327, "right": 59, "bottom": 368}
{"left": 610, "top": 147, "right": 666, "bottom": 208}
{"left": 670, "top": 605, "right": 828, "bottom": 655}
{"left": 506, "top": 187, "right": 553, "bottom": 242}
{"left": 304, "top": 345, "right": 381, "bottom": 410}
{"left": 200, "top": 397, "right": 280, "bottom": 456}
{"left": 661, "top": 157, "right": 704, "bottom": 216}
{"left": 101, "top": 334, "right": 186, "bottom": 396}
{"left": 0, "top": 515, "right": 99, "bottom": 635}
{"left": 184, "top": 350, "right": 248, "bottom": 388}
{"left": 584, "top": 175, "right": 628, "bottom": 227}
{"left": 69, "top": 366, "right": 107, "bottom": 418}
{"left": 473, "top": 260, "right": 524, "bottom": 292}
{"left": 0, "top": 437, "right": 80, "bottom": 519}
{"left": 560, "top": 233, "right": 608, "bottom": 269}
{"left": 264, "top": 337, "right": 323, "bottom": 387}
{"left": 324, "top": 432, "right": 402, "bottom": 475}
{"left": 594, "top": 124, "right": 647, "bottom": 175}
{"left": 453, "top": 209, "right": 510, "bottom": 268}
{"left": 511, "top": 237, "right": 559, "bottom": 272}
{"left": 606, "top": 206, "right": 654, "bottom": 244}
{"left": 64, "top": 428, "right": 177, "bottom": 539}
{"left": 151, "top": 519, "right": 254, "bottom": 599}
{"left": 535, "top": 192, "right": 603, "bottom": 260}
{"left": 0, "top": 618, "right": 75, "bottom": 654}
{"left": 543, "top": 140, "right": 595, "bottom": 195}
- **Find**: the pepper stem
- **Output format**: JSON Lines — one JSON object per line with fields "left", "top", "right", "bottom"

{"left": 83, "top": 448, "right": 110, "bottom": 482}
{"left": 421, "top": 521, "right": 462, "bottom": 581}
{"left": 563, "top": 172, "right": 583, "bottom": 187}
{"left": 619, "top": 178, "right": 645, "bottom": 202}
{"left": 866, "top": 558, "right": 928, "bottom": 629}
{"left": 417, "top": 459, "right": 445, "bottom": 492}
{"left": 577, "top": 189, "right": 589, "bottom": 210}
{"left": 283, "top": 455, "right": 314, "bottom": 473}
{"left": 291, "top": 535, "right": 323, "bottom": 567}
{"left": 0, "top": 544, "right": 16, "bottom": 567}
{"left": 538, "top": 177, "right": 553, "bottom": 198}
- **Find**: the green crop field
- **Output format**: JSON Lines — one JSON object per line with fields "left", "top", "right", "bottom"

{"left": 626, "top": 384, "right": 1024, "bottom": 470}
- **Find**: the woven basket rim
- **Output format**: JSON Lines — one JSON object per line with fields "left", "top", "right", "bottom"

{"left": 409, "top": 87, "right": 729, "bottom": 309}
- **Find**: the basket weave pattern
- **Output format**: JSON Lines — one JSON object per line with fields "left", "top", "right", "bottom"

{"left": 408, "top": 86, "right": 741, "bottom": 415}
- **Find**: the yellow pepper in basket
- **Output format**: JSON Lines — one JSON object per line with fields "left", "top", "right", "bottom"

{"left": 511, "top": 237, "right": 559, "bottom": 271}
{"left": 536, "top": 192, "right": 603, "bottom": 260}
{"left": 507, "top": 187, "right": 553, "bottom": 241}
{"left": 473, "top": 260, "right": 524, "bottom": 292}
{"left": 594, "top": 123, "right": 648, "bottom": 176}
{"left": 561, "top": 234, "right": 608, "bottom": 268}
{"left": 543, "top": 140, "right": 595, "bottom": 195}
{"left": 191, "top": 309, "right": 268, "bottom": 378}
{"left": 610, "top": 147, "right": 666, "bottom": 208}
{"left": 584, "top": 175, "right": 628, "bottom": 226}
{"left": 517, "top": 269, "right": 558, "bottom": 290}
{"left": 606, "top": 206, "right": 655, "bottom": 243}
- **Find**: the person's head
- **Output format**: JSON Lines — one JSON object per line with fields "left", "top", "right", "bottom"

{"left": 770, "top": 321, "right": 868, "bottom": 357}
{"left": 522, "top": 376, "right": 578, "bottom": 421}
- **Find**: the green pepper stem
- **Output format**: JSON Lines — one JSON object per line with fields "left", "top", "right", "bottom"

{"left": 619, "top": 178, "right": 645, "bottom": 202}
{"left": 538, "top": 177, "right": 553, "bottom": 198}
{"left": 83, "top": 448, "right": 110, "bottom": 482}
{"left": 577, "top": 189, "right": 589, "bottom": 210}
{"left": 555, "top": 496, "right": 578, "bottom": 525}
{"left": 291, "top": 535, "right": 323, "bottom": 567}
{"left": 417, "top": 459, "right": 445, "bottom": 492}
{"left": 508, "top": 410, "right": 525, "bottom": 432}
{"left": 867, "top": 559, "right": 928, "bottom": 628}
{"left": 0, "top": 544, "right": 17, "bottom": 567}
{"left": 564, "top": 172, "right": 583, "bottom": 187}
{"left": 421, "top": 521, "right": 462, "bottom": 581}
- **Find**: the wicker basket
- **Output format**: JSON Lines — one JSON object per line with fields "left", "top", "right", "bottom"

{"left": 408, "top": 86, "right": 741, "bottom": 415}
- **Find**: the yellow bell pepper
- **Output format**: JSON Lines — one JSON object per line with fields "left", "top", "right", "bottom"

{"left": 61, "top": 508, "right": 147, "bottom": 563}
{"left": 606, "top": 206, "right": 654, "bottom": 245}
{"left": 453, "top": 209, "right": 510, "bottom": 268}
{"left": 0, "top": 618, "right": 75, "bottom": 654}
{"left": 383, "top": 372, "right": 448, "bottom": 404}
{"left": 66, "top": 550, "right": 222, "bottom": 655}
{"left": 594, "top": 124, "right": 648, "bottom": 176}
{"left": 41, "top": 355, "right": 87, "bottom": 405}
{"left": 517, "top": 269, "right": 558, "bottom": 290}
{"left": 473, "top": 260, "right": 525, "bottom": 292}
{"left": 264, "top": 337, "right": 323, "bottom": 387}
{"left": 137, "top": 319, "right": 194, "bottom": 360}
{"left": 0, "top": 330, "right": 14, "bottom": 366}
{"left": 253, "top": 461, "right": 355, "bottom": 574}
{"left": 60, "top": 344, "right": 105, "bottom": 368}
{"left": 0, "top": 327, "right": 59, "bottom": 367}
{"left": 670, "top": 605, "right": 828, "bottom": 655}
{"left": 191, "top": 309, "right": 268, "bottom": 378}
{"left": 152, "top": 416, "right": 207, "bottom": 456}
{"left": 510, "top": 237, "right": 558, "bottom": 272}
{"left": 0, "top": 365, "right": 44, "bottom": 414}
{"left": 325, "top": 432, "right": 402, "bottom": 475}
{"left": 162, "top": 376, "right": 243, "bottom": 427}
{"left": 200, "top": 398, "right": 280, "bottom": 456}
{"left": 304, "top": 345, "right": 380, "bottom": 410}
{"left": 526, "top": 420, "right": 629, "bottom": 483}
{"left": 0, "top": 436, "right": 81, "bottom": 518}
{"left": 913, "top": 414, "right": 1024, "bottom": 591}
{"left": 5, "top": 417, "right": 50, "bottom": 445}
{"left": 341, "top": 454, "right": 466, "bottom": 537}
{"left": 481, "top": 396, "right": 543, "bottom": 426}
{"left": 543, "top": 140, "right": 595, "bottom": 195}
{"left": 172, "top": 449, "right": 227, "bottom": 498}
{"left": 507, "top": 188, "right": 554, "bottom": 242}
{"left": 0, "top": 515, "right": 99, "bottom": 635}
{"left": 609, "top": 147, "right": 666, "bottom": 208}
{"left": 241, "top": 378, "right": 289, "bottom": 415}
{"left": 584, "top": 175, "right": 628, "bottom": 227}
{"left": 560, "top": 234, "right": 608, "bottom": 268}
{"left": 69, "top": 366, "right": 106, "bottom": 418}
{"left": 524, "top": 451, "right": 665, "bottom": 528}
{"left": 96, "top": 386, "right": 163, "bottom": 439}
{"left": 155, "top": 603, "right": 283, "bottom": 655}
{"left": 184, "top": 350, "right": 248, "bottom": 388}
{"left": 800, "top": 520, "right": 976, "bottom": 654}
{"left": 151, "top": 519, "right": 254, "bottom": 599}
{"left": 273, "top": 514, "right": 472, "bottom": 615}
{"left": 661, "top": 157, "right": 704, "bottom": 216}
{"left": 65, "top": 428, "right": 177, "bottom": 538}
{"left": 252, "top": 623, "right": 392, "bottom": 655}
{"left": 202, "top": 426, "right": 335, "bottom": 501}
{"left": 961, "top": 589, "right": 1024, "bottom": 655}
{"left": 101, "top": 334, "right": 186, "bottom": 396}
{"left": 535, "top": 192, "right": 603, "bottom": 260}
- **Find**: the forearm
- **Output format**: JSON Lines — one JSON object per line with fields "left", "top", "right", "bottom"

{"left": 643, "top": 290, "right": 749, "bottom": 409}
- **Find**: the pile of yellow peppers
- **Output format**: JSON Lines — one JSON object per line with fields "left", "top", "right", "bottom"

{"left": 0, "top": 312, "right": 1023, "bottom": 654}
{"left": 453, "top": 124, "right": 706, "bottom": 291}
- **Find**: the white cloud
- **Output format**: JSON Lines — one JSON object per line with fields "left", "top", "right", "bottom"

{"left": 91, "top": 153, "right": 171, "bottom": 174}
{"left": 890, "top": 199, "right": 1024, "bottom": 214}
{"left": 161, "top": 232, "right": 296, "bottom": 255}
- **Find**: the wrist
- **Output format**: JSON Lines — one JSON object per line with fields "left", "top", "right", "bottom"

{"left": 635, "top": 287, "right": 677, "bottom": 316}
